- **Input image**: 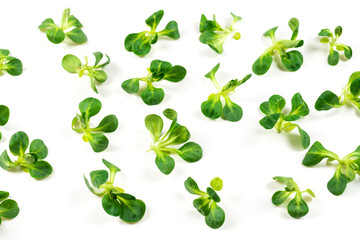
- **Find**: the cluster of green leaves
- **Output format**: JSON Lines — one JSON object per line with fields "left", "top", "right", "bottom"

{"left": 0, "top": 191, "right": 19, "bottom": 225}
{"left": 62, "top": 52, "right": 110, "bottom": 93}
{"left": 72, "top": 97, "right": 118, "bottom": 153}
{"left": 315, "top": 71, "right": 360, "bottom": 112}
{"left": 259, "top": 93, "right": 310, "bottom": 149}
{"left": 319, "top": 26, "right": 352, "bottom": 66}
{"left": 122, "top": 60, "right": 186, "bottom": 105}
{"left": 145, "top": 109, "right": 202, "bottom": 175}
{"left": 201, "top": 63, "right": 251, "bottom": 122}
{"left": 0, "top": 131, "right": 52, "bottom": 179}
{"left": 303, "top": 141, "right": 360, "bottom": 196}
{"left": 252, "top": 18, "right": 304, "bottom": 75}
{"left": 38, "top": 8, "right": 87, "bottom": 44}
{"left": 272, "top": 176, "right": 315, "bottom": 218}
{"left": 0, "top": 105, "right": 10, "bottom": 140}
{"left": 125, "top": 10, "right": 180, "bottom": 56}
{"left": 199, "top": 13, "right": 242, "bottom": 54}
{"left": 0, "top": 49, "right": 23, "bottom": 76}
{"left": 84, "top": 159, "right": 146, "bottom": 223}
{"left": 184, "top": 177, "right": 225, "bottom": 229}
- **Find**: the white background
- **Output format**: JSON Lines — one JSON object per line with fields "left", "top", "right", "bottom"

{"left": 1, "top": 0, "right": 359, "bottom": 239}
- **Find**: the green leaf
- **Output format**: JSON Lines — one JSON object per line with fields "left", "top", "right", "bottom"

{"left": 263, "top": 26, "right": 278, "bottom": 37}
{"left": 302, "top": 141, "right": 338, "bottom": 166}
{"left": 158, "top": 21, "right": 180, "bottom": 39}
{"left": 305, "top": 189, "right": 316, "bottom": 198}
{"left": 92, "top": 70, "right": 107, "bottom": 83}
{"left": 124, "top": 33, "right": 139, "bottom": 52}
{"left": 0, "top": 49, "right": 10, "bottom": 57}
{"left": 193, "top": 197, "right": 211, "bottom": 216}
{"left": 297, "top": 126, "right": 310, "bottom": 149}
{"left": 273, "top": 176, "right": 298, "bottom": 191}
{"left": 145, "top": 114, "right": 163, "bottom": 142}
{"left": 87, "top": 133, "right": 109, "bottom": 153}
{"left": 0, "top": 105, "right": 10, "bottom": 126}
{"left": 102, "top": 194, "right": 121, "bottom": 216}
{"left": 0, "top": 199, "right": 20, "bottom": 219}
{"left": 117, "top": 198, "right": 146, "bottom": 223}
{"left": 286, "top": 92, "right": 309, "bottom": 118}
{"left": 0, "top": 151, "right": 16, "bottom": 170}
{"left": 272, "top": 190, "right": 292, "bottom": 206}
{"left": 222, "top": 99, "right": 243, "bottom": 122}
{"left": 344, "top": 46, "right": 352, "bottom": 59}
{"left": 259, "top": 113, "right": 280, "bottom": 129}
{"left": 207, "top": 187, "right": 221, "bottom": 202}
{"left": 177, "top": 142, "right": 202, "bottom": 162}
{"left": 93, "top": 115, "right": 118, "bottom": 133}
{"left": 184, "top": 177, "right": 205, "bottom": 195}
{"left": 145, "top": 10, "right": 164, "bottom": 31}
{"left": 23, "top": 153, "right": 38, "bottom": 165}
{"left": 92, "top": 52, "right": 103, "bottom": 66}
{"left": 131, "top": 34, "right": 151, "bottom": 56}
{"left": 9, "top": 131, "right": 29, "bottom": 157}
{"left": 79, "top": 97, "right": 102, "bottom": 121}
{"left": 0, "top": 191, "right": 9, "bottom": 202}
{"left": 201, "top": 96, "right": 222, "bottom": 120}
{"left": 164, "top": 65, "right": 187, "bottom": 82}
{"left": 281, "top": 50, "right": 303, "bottom": 71}
{"left": 140, "top": 85, "right": 165, "bottom": 105}
{"left": 163, "top": 108, "right": 177, "bottom": 120}
{"left": 287, "top": 193, "right": 309, "bottom": 218}
{"left": 328, "top": 50, "right": 340, "bottom": 66}
{"left": 61, "top": 8, "right": 70, "bottom": 26}
{"left": 288, "top": 18, "right": 300, "bottom": 40}
{"left": 155, "top": 152, "right": 175, "bottom": 175}
{"left": 252, "top": 54, "right": 273, "bottom": 75}
{"left": 62, "top": 54, "right": 81, "bottom": 73}
{"left": 199, "top": 31, "right": 227, "bottom": 54}
{"left": 90, "top": 170, "right": 108, "bottom": 188}
{"left": 315, "top": 90, "right": 341, "bottom": 111}
{"left": 149, "top": 60, "right": 172, "bottom": 77}
{"left": 5, "top": 58, "right": 23, "bottom": 76}
{"left": 46, "top": 27, "right": 65, "bottom": 44}
{"left": 210, "top": 177, "right": 223, "bottom": 191}
{"left": 84, "top": 176, "right": 97, "bottom": 195}
{"left": 205, "top": 63, "right": 220, "bottom": 80}
{"left": 122, "top": 78, "right": 140, "bottom": 93}
{"left": 350, "top": 78, "right": 360, "bottom": 97}
{"left": 28, "top": 161, "right": 53, "bottom": 179}
{"left": 318, "top": 29, "right": 332, "bottom": 37}
{"left": 29, "top": 139, "right": 48, "bottom": 159}
{"left": 102, "top": 159, "right": 121, "bottom": 175}
{"left": 167, "top": 125, "right": 190, "bottom": 145}
{"left": 66, "top": 28, "right": 87, "bottom": 43}
{"left": 38, "top": 18, "right": 55, "bottom": 29}
{"left": 334, "top": 26, "right": 342, "bottom": 37}
{"left": 327, "top": 166, "right": 348, "bottom": 196}
{"left": 67, "top": 15, "right": 83, "bottom": 28}
{"left": 205, "top": 202, "right": 225, "bottom": 229}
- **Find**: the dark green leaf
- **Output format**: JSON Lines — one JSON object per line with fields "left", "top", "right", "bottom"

{"left": 5, "top": 59, "right": 23, "bottom": 76}
{"left": 79, "top": 97, "right": 102, "bottom": 121}
{"left": 140, "top": 85, "right": 165, "bottom": 105}
{"left": 281, "top": 50, "right": 303, "bottom": 71}
{"left": 92, "top": 70, "right": 107, "bottom": 83}
{"left": 288, "top": 18, "right": 300, "bottom": 40}
{"left": 122, "top": 78, "right": 140, "bottom": 93}
{"left": 150, "top": 60, "right": 172, "bottom": 76}
{"left": 184, "top": 177, "right": 205, "bottom": 195}
{"left": 302, "top": 141, "right": 338, "bottom": 166}
{"left": 201, "top": 96, "right": 222, "bottom": 120}
{"left": 145, "top": 10, "right": 164, "bottom": 31}
{"left": 0, "top": 151, "right": 16, "bottom": 170}
{"left": 118, "top": 198, "right": 146, "bottom": 223}
{"left": 259, "top": 113, "right": 280, "bottom": 129}
{"left": 350, "top": 78, "right": 360, "bottom": 97}
{"left": 124, "top": 33, "right": 140, "bottom": 52}
{"left": 263, "top": 27, "right": 278, "bottom": 37}
{"left": 318, "top": 29, "right": 332, "bottom": 37}
{"left": 46, "top": 27, "right": 65, "bottom": 44}
{"left": 29, "top": 139, "right": 48, "bottom": 159}
{"left": 155, "top": 152, "right": 175, "bottom": 175}
{"left": 131, "top": 34, "right": 151, "bottom": 56}
{"left": 164, "top": 65, "right": 186, "bottom": 82}
{"left": 327, "top": 166, "right": 348, "bottom": 196}
{"left": 272, "top": 190, "right": 292, "bottom": 205}
{"left": 158, "top": 21, "right": 180, "bottom": 39}
{"left": 178, "top": 142, "right": 202, "bottom": 163}
{"left": 222, "top": 99, "right": 243, "bottom": 122}
{"left": 344, "top": 46, "right": 352, "bottom": 59}
{"left": 315, "top": 90, "right": 341, "bottom": 111}
{"left": 66, "top": 28, "right": 87, "bottom": 43}
{"left": 0, "top": 105, "right": 10, "bottom": 126}
{"left": 193, "top": 197, "right": 211, "bottom": 216}
{"left": 102, "top": 159, "right": 121, "bottom": 174}
{"left": 102, "top": 194, "right": 121, "bottom": 216}
{"left": 87, "top": 133, "right": 109, "bottom": 153}
{"left": 163, "top": 108, "right": 177, "bottom": 120}
{"left": 287, "top": 193, "right": 309, "bottom": 218}
{"left": 206, "top": 187, "right": 220, "bottom": 202}
{"left": 9, "top": 131, "right": 29, "bottom": 157}
{"left": 67, "top": 15, "right": 83, "bottom": 28}
{"left": 328, "top": 50, "right": 339, "bottom": 66}
{"left": 62, "top": 54, "right": 81, "bottom": 73}
{"left": 145, "top": 114, "right": 163, "bottom": 141}
{"left": 84, "top": 176, "right": 97, "bottom": 195}
{"left": 0, "top": 191, "right": 9, "bottom": 202}
{"left": 167, "top": 125, "right": 190, "bottom": 144}
{"left": 28, "top": 161, "right": 53, "bottom": 179}
{"left": 287, "top": 92, "right": 309, "bottom": 117}
{"left": 90, "top": 170, "right": 108, "bottom": 188}
{"left": 0, "top": 199, "right": 20, "bottom": 219}
{"left": 334, "top": 26, "right": 342, "bottom": 37}
{"left": 93, "top": 115, "right": 118, "bottom": 133}
{"left": 298, "top": 127, "right": 310, "bottom": 149}
{"left": 252, "top": 54, "right": 273, "bottom": 75}
{"left": 205, "top": 202, "right": 225, "bottom": 229}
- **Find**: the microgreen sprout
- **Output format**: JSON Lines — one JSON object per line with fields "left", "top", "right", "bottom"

{"left": 72, "top": 97, "right": 118, "bottom": 153}
{"left": 38, "top": 8, "right": 87, "bottom": 44}
{"left": 319, "top": 26, "right": 352, "bottom": 66}
{"left": 272, "top": 176, "right": 315, "bottom": 218}
{"left": 303, "top": 141, "right": 360, "bottom": 196}
{"left": 184, "top": 177, "right": 225, "bottom": 229}
{"left": 124, "top": 10, "right": 180, "bottom": 56}
{"left": 62, "top": 52, "right": 110, "bottom": 93}
{"left": 84, "top": 159, "right": 146, "bottom": 223}
{"left": 0, "top": 131, "right": 52, "bottom": 179}
{"left": 199, "top": 12, "right": 242, "bottom": 54}
{"left": 145, "top": 108, "right": 202, "bottom": 175}
{"left": 0, "top": 105, "right": 10, "bottom": 140}
{"left": 0, "top": 191, "right": 19, "bottom": 225}
{"left": 122, "top": 59, "right": 186, "bottom": 105}
{"left": 201, "top": 63, "right": 251, "bottom": 122}
{"left": 259, "top": 93, "right": 310, "bottom": 149}
{"left": 0, "top": 49, "right": 23, "bottom": 76}
{"left": 315, "top": 71, "right": 360, "bottom": 112}
{"left": 252, "top": 18, "right": 304, "bottom": 75}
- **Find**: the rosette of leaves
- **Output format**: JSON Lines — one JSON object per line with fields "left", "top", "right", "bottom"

{"left": 84, "top": 159, "right": 146, "bottom": 223}
{"left": 62, "top": 52, "right": 110, "bottom": 93}
{"left": 319, "top": 26, "right": 352, "bottom": 66}
{"left": 0, "top": 49, "right": 23, "bottom": 76}
{"left": 0, "top": 191, "right": 20, "bottom": 225}
{"left": 0, "top": 105, "right": 10, "bottom": 140}
{"left": 0, "top": 131, "right": 52, "bottom": 179}
{"left": 122, "top": 59, "right": 186, "bottom": 105}
{"left": 201, "top": 63, "right": 251, "bottom": 122}
{"left": 38, "top": 8, "right": 87, "bottom": 44}
{"left": 252, "top": 18, "right": 304, "bottom": 75}
{"left": 315, "top": 71, "right": 360, "bottom": 112}
{"left": 199, "top": 12, "right": 242, "bottom": 54}
{"left": 272, "top": 176, "right": 315, "bottom": 218}
{"left": 124, "top": 10, "right": 180, "bottom": 56}
{"left": 72, "top": 97, "right": 118, "bottom": 153}
{"left": 184, "top": 177, "right": 225, "bottom": 229}
{"left": 303, "top": 141, "right": 360, "bottom": 196}
{"left": 145, "top": 108, "right": 202, "bottom": 175}
{"left": 259, "top": 93, "right": 310, "bottom": 149}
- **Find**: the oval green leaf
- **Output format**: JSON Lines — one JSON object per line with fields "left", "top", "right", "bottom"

{"left": 28, "top": 161, "right": 53, "bottom": 179}
{"left": 178, "top": 142, "right": 202, "bottom": 163}
{"left": 102, "top": 194, "right": 121, "bottom": 217}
